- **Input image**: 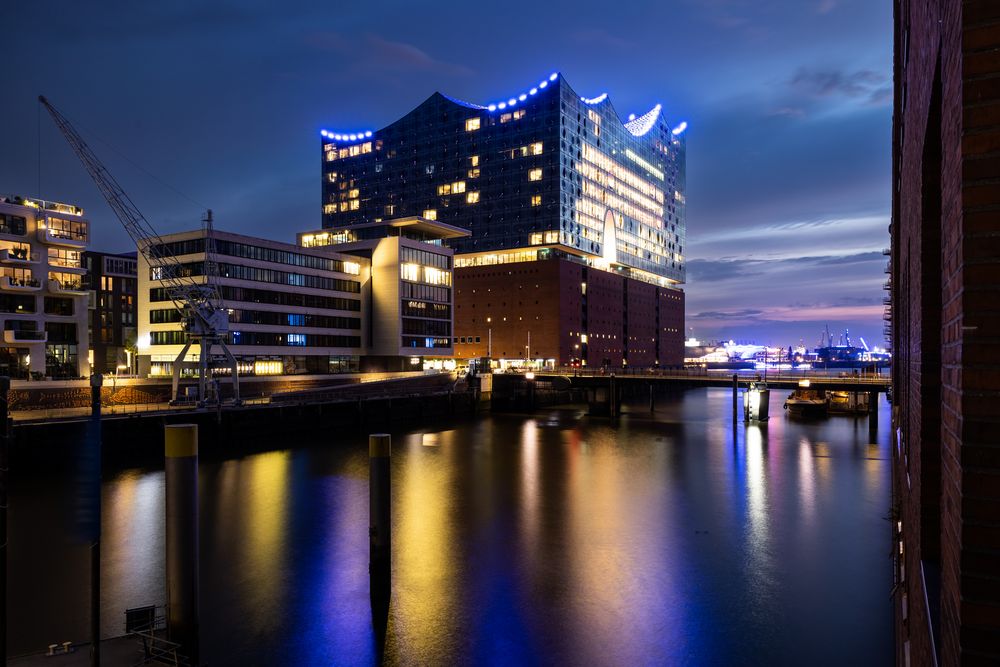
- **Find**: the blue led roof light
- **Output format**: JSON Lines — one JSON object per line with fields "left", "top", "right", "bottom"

{"left": 623, "top": 104, "right": 662, "bottom": 137}
{"left": 320, "top": 71, "right": 680, "bottom": 144}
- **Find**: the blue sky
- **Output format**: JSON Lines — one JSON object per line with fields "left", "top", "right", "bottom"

{"left": 1, "top": 0, "right": 892, "bottom": 347}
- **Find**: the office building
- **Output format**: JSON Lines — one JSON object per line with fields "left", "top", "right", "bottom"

{"left": 318, "top": 72, "right": 686, "bottom": 367}
{"left": 138, "top": 229, "right": 366, "bottom": 377}
{"left": 298, "top": 216, "right": 464, "bottom": 369}
{"left": 890, "top": 2, "right": 1000, "bottom": 664}
{"left": 0, "top": 195, "right": 90, "bottom": 378}
{"left": 84, "top": 250, "right": 137, "bottom": 374}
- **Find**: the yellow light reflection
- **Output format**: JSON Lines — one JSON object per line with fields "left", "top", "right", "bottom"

{"left": 393, "top": 430, "right": 457, "bottom": 663}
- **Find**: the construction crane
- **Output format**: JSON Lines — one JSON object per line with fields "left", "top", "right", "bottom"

{"left": 39, "top": 96, "right": 240, "bottom": 406}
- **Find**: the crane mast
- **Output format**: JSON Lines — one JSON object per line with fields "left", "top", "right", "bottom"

{"left": 39, "top": 95, "right": 240, "bottom": 406}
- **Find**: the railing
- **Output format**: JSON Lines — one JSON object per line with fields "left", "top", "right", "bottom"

{"left": 518, "top": 367, "right": 891, "bottom": 385}
{"left": 0, "top": 248, "right": 38, "bottom": 262}
{"left": 48, "top": 257, "right": 84, "bottom": 269}
{"left": 5, "top": 328, "right": 46, "bottom": 341}
{"left": 2, "top": 275, "right": 40, "bottom": 289}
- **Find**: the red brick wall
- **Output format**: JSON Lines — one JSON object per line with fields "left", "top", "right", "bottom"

{"left": 453, "top": 260, "right": 567, "bottom": 361}
{"left": 626, "top": 280, "right": 658, "bottom": 367}
{"left": 584, "top": 267, "right": 625, "bottom": 367}
{"left": 892, "top": 1, "right": 1000, "bottom": 664}
{"left": 658, "top": 289, "right": 685, "bottom": 367}
{"left": 453, "top": 258, "right": 685, "bottom": 367}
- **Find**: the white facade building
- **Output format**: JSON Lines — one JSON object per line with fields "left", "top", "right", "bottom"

{"left": 0, "top": 195, "right": 90, "bottom": 378}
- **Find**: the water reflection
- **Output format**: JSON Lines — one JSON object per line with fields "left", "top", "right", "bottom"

{"left": 9, "top": 388, "right": 892, "bottom": 665}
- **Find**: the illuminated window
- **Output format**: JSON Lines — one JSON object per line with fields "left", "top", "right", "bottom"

{"left": 529, "top": 232, "right": 543, "bottom": 245}
{"left": 401, "top": 263, "right": 419, "bottom": 281}
{"left": 452, "top": 181, "right": 466, "bottom": 194}
{"left": 350, "top": 199, "right": 359, "bottom": 210}
{"left": 348, "top": 189, "right": 359, "bottom": 198}
{"left": 466, "top": 191, "right": 479, "bottom": 204}
{"left": 339, "top": 202, "right": 349, "bottom": 212}
{"left": 513, "top": 109, "right": 526, "bottom": 120}
{"left": 465, "top": 117, "right": 481, "bottom": 131}
{"left": 327, "top": 172, "right": 337, "bottom": 183}
{"left": 531, "top": 195, "right": 542, "bottom": 207}
{"left": 544, "top": 230, "right": 559, "bottom": 243}
{"left": 531, "top": 142, "right": 543, "bottom": 155}
{"left": 323, "top": 204, "right": 337, "bottom": 214}
{"left": 470, "top": 155, "right": 479, "bottom": 166}
{"left": 437, "top": 184, "right": 452, "bottom": 195}
{"left": 361, "top": 142, "right": 372, "bottom": 153}
{"left": 423, "top": 209, "right": 437, "bottom": 220}
{"left": 468, "top": 168, "right": 480, "bottom": 178}
{"left": 500, "top": 113, "right": 512, "bottom": 123}
{"left": 528, "top": 168, "right": 542, "bottom": 181}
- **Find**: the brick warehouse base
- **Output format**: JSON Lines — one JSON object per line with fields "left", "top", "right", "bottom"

{"left": 453, "top": 257, "right": 684, "bottom": 367}
{"left": 891, "top": 1, "right": 1000, "bottom": 664}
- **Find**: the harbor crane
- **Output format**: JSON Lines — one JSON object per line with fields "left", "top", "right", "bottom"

{"left": 39, "top": 96, "right": 240, "bottom": 406}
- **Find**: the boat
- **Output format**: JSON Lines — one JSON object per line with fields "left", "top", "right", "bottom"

{"left": 783, "top": 381, "right": 828, "bottom": 417}
{"left": 827, "top": 390, "right": 870, "bottom": 414}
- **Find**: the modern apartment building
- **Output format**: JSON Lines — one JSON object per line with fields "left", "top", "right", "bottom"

{"left": 318, "top": 72, "right": 687, "bottom": 367}
{"left": 84, "top": 250, "right": 137, "bottom": 374}
{"left": 137, "top": 229, "right": 367, "bottom": 377}
{"left": 0, "top": 195, "right": 90, "bottom": 378}
{"left": 890, "top": 2, "right": 1000, "bottom": 664}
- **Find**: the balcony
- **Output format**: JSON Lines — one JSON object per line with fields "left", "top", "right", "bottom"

{"left": 0, "top": 248, "right": 39, "bottom": 264}
{"left": 47, "top": 258, "right": 86, "bottom": 273}
{"left": 0, "top": 276, "right": 41, "bottom": 292}
{"left": 37, "top": 227, "right": 87, "bottom": 248}
{"left": 48, "top": 278, "right": 87, "bottom": 295}
{"left": 3, "top": 329, "right": 47, "bottom": 344}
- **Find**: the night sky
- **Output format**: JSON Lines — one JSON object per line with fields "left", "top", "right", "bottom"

{"left": 2, "top": 0, "right": 891, "bottom": 348}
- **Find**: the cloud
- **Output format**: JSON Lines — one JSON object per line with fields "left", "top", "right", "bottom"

{"left": 690, "top": 309, "right": 765, "bottom": 320}
{"left": 305, "top": 32, "right": 473, "bottom": 78}
{"left": 768, "top": 106, "right": 806, "bottom": 118}
{"left": 790, "top": 67, "right": 888, "bottom": 100}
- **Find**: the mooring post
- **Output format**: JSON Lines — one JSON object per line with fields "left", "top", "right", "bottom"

{"left": 732, "top": 374, "right": 738, "bottom": 423}
{"left": 0, "top": 376, "right": 9, "bottom": 663}
{"left": 868, "top": 391, "right": 879, "bottom": 442}
{"left": 649, "top": 383, "right": 655, "bottom": 412}
{"left": 165, "top": 424, "right": 200, "bottom": 665}
{"left": 89, "top": 373, "right": 102, "bottom": 667}
{"left": 369, "top": 433, "right": 391, "bottom": 596}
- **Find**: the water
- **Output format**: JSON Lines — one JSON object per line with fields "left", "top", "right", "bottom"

{"left": 9, "top": 388, "right": 892, "bottom": 665}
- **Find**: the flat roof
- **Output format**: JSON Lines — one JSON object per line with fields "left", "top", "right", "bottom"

{"left": 320, "top": 216, "right": 471, "bottom": 240}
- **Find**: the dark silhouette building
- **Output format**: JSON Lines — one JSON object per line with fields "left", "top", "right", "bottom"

{"left": 890, "top": 2, "right": 1000, "bottom": 663}
{"left": 84, "top": 250, "right": 137, "bottom": 374}
{"left": 320, "top": 72, "right": 687, "bottom": 366}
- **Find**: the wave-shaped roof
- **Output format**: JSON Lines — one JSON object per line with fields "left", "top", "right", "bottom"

{"left": 321, "top": 72, "right": 687, "bottom": 142}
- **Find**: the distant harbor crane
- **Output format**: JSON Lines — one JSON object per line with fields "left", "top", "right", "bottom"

{"left": 39, "top": 96, "right": 240, "bottom": 406}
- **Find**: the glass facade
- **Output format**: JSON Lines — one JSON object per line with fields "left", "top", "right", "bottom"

{"left": 320, "top": 73, "right": 686, "bottom": 283}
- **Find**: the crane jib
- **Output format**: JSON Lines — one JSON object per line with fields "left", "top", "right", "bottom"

{"left": 40, "top": 95, "right": 240, "bottom": 406}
